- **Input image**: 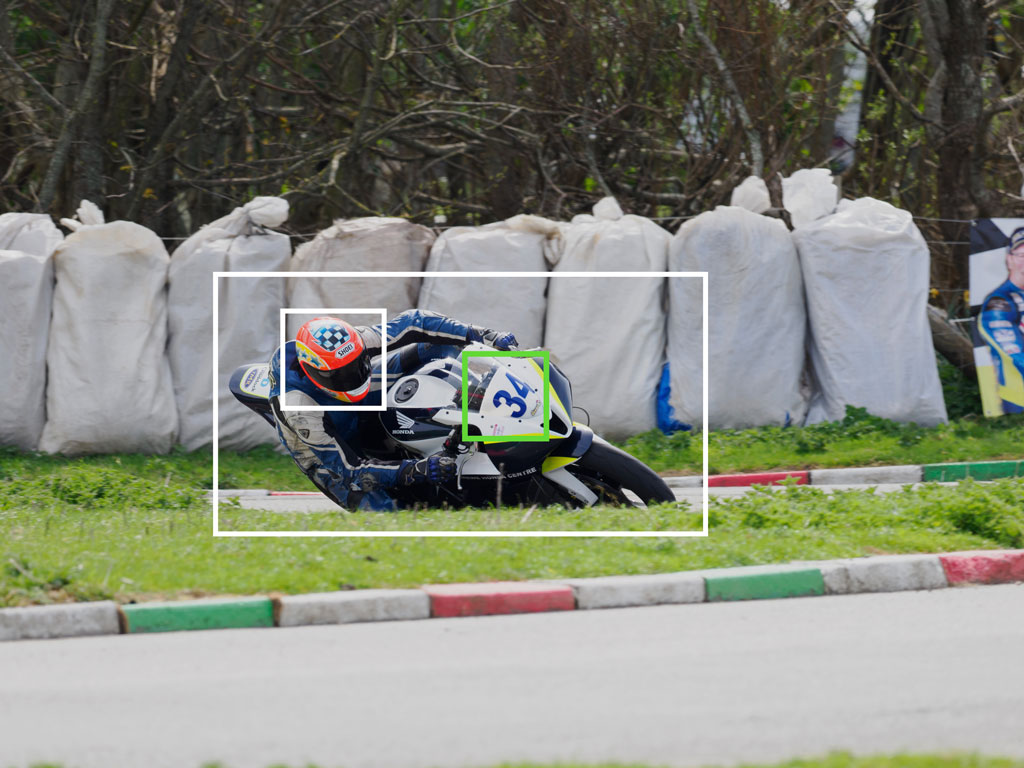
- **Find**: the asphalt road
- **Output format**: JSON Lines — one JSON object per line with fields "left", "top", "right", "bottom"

{"left": 2, "top": 584, "right": 1022, "bottom": 768}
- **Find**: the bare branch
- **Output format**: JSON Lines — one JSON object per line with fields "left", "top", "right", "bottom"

{"left": 682, "top": 0, "right": 764, "bottom": 176}
{"left": 0, "top": 40, "right": 68, "bottom": 116}
{"left": 828, "top": 0, "right": 943, "bottom": 130}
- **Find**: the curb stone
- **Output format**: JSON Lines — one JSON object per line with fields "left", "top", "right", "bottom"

{"left": 939, "top": 550, "right": 1024, "bottom": 585}
{"left": 550, "top": 573, "right": 706, "bottom": 609}
{"left": 120, "top": 596, "right": 274, "bottom": 634}
{"left": 2, "top": 550, "right": 1022, "bottom": 642}
{"left": 0, "top": 600, "right": 120, "bottom": 642}
{"left": 422, "top": 581, "right": 575, "bottom": 618}
{"left": 922, "top": 459, "right": 1024, "bottom": 482}
{"left": 809, "top": 465, "right": 923, "bottom": 485}
{"left": 818, "top": 554, "right": 949, "bottom": 595}
{"left": 663, "top": 459, "right": 1024, "bottom": 487}
{"left": 275, "top": 589, "right": 430, "bottom": 627}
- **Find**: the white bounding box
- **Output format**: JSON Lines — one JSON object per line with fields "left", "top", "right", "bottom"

{"left": 279, "top": 307, "right": 388, "bottom": 412}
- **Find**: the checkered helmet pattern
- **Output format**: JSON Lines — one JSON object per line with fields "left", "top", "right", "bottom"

{"left": 310, "top": 320, "right": 350, "bottom": 352}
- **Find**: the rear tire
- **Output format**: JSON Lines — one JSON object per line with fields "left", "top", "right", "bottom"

{"left": 566, "top": 441, "right": 676, "bottom": 507}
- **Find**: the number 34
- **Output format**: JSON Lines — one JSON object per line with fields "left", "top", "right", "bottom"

{"left": 492, "top": 372, "right": 532, "bottom": 418}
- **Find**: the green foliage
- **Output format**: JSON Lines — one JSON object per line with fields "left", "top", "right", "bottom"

{"left": 711, "top": 477, "right": 1024, "bottom": 549}
{"left": 2, "top": 553, "right": 112, "bottom": 607}
{"left": 938, "top": 357, "right": 982, "bottom": 421}
{"left": 0, "top": 464, "right": 198, "bottom": 511}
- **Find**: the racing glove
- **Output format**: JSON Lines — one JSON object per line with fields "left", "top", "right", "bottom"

{"left": 468, "top": 326, "right": 519, "bottom": 351}
{"left": 400, "top": 455, "right": 458, "bottom": 486}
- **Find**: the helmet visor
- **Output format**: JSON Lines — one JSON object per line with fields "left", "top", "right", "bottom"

{"left": 305, "top": 354, "right": 372, "bottom": 396}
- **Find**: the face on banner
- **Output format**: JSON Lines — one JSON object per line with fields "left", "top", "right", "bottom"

{"left": 1008, "top": 243, "right": 1024, "bottom": 288}
{"left": 970, "top": 218, "right": 1024, "bottom": 418}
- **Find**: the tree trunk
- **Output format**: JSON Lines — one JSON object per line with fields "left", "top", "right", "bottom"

{"left": 927, "top": 304, "right": 975, "bottom": 378}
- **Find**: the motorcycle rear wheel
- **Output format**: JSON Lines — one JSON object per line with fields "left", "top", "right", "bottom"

{"left": 565, "top": 442, "right": 676, "bottom": 507}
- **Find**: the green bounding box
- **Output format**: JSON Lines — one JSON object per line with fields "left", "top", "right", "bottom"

{"left": 460, "top": 349, "right": 550, "bottom": 442}
{"left": 121, "top": 597, "right": 274, "bottom": 634}
{"left": 922, "top": 460, "right": 1024, "bottom": 483}
{"left": 705, "top": 569, "right": 825, "bottom": 602}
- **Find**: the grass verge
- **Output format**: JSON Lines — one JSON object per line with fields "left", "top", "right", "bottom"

{"left": 1, "top": 454, "right": 1022, "bottom": 605}
{"left": 3, "top": 408, "right": 1024, "bottom": 496}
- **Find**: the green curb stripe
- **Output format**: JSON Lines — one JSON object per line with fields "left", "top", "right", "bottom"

{"left": 922, "top": 460, "right": 1024, "bottom": 482}
{"left": 121, "top": 598, "right": 274, "bottom": 634}
{"left": 705, "top": 569, "right": 825, "bottom": 602}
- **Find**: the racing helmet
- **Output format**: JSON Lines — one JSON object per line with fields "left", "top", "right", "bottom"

{"left": 295, "top": 317, "right": 371, "bottom": 402}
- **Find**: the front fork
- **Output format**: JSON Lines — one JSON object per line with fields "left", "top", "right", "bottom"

{"left": 438, "top": 425, "right": 597, "bottom": 502}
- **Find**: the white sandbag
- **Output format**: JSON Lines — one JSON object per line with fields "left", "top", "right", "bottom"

{"left": 794, "top": 197, "right": 947, "bottom": 426}
{"left": 0, "top": 214, "right": 62, "bottom": 450}
{"left": 39, "top": 220, "right": 178, "bottom": 454}
{"left": 543, "top": 197, "right": 668, "bottom": 439}
{"left": 0, "top": 250, "right": 54, "bottom": 450}
{"left": 417, "top": 215, "right": 559, "bottom": 348}
{"left": 287, "top": 217, "right": 434, "bottom": 337}
{"left": 668, "top": 206, "right": 808, "bottom": 430}
{"left": 729, "top": 176, "right": 771, "bottom": 214}
{"left": 783, "top": 168, "right": 839, "bottom": 229}
{"left": 0, "top": 213, "right": 64, "bottom": 257}
{"left": 168, "top": 197, "right": 291, "bottom": 451}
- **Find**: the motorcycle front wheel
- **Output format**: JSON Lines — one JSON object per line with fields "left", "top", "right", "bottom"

{"left": 565, "top": 441, "right": 676, "bottom": 507}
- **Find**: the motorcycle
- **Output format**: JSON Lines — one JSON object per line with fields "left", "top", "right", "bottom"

{"left": 229, "top": 343, "right": 676, "bottom": 509}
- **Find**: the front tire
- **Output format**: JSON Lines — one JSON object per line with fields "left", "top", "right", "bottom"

{"left": 566, "top": 441, "right": 676, "bottom": 507}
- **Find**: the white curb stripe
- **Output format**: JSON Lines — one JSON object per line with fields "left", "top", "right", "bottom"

{"left": 809, "top": 465, "right": 923, "bottom": 485}
{"left": 552, "top": 573, "right": 706, "bottom": 609}
{"left": 0, "top": 601, "right": 121, "bottom": 642}
{"left": 819, "top": 554, "right": 949, "bottom": 595}
{"left": 275, "top": 589, "right": 430, "bottom": 627}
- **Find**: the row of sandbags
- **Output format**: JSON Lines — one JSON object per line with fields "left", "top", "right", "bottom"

{"left": 668, "top": 198, "right": 947, "bottom": 431}
{"left": 0, "top": 188, "right": 945, "bottom": 455}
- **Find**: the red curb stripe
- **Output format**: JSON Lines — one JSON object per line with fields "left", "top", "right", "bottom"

{"left": 422, "top": 582, "right": 575, "bottom": 618}
{"left": 708, "top": 471, "right": 809, "bottom": 488}
{"left": 939, "top": 550, "right": 1024, "bottom": 585}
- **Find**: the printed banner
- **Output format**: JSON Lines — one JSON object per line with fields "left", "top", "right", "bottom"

{"left": 970, "top": 218, "right": 1024, "bottom": 417}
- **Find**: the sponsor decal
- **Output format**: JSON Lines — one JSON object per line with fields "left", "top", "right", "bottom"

{"left": 241, "top": 365, "right": 270, "bottom": 396}
{"left": 1006, "top": 344, "right": 1022, "bottom": 354}
{"left": 491, "top": 424, "right": 505, "bottom": 436}
{"left": 396, "top": 412, "right": 416, "bottom": 429}
{"left": 504, "top": 467, "right": 538, "bottom": 479}
{"left": 528, "top": 398, "right": 540, "bottom": 417}
{"left": 991, "top": 320, "right": 1013, "bottom": 328}
{"left": 1013, "top": 294, "right": 1024, "bottom": 312}
{"left": 994, "top": 329, "right": 1016, "bottom": 342}
{"left": 335, "top": 341, "right": 356, "bottom": 359}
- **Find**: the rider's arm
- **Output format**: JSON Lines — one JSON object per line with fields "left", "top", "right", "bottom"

{"left": 360, "top": 309, "right": 515, "bottom": 354}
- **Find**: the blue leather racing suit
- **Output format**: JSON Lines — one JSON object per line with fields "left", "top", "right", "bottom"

{"left": 978, "top": 279, "right": 1024, "bottom": 413}
{"left": 267, "top": 310, "right": 481, "bottom": 511}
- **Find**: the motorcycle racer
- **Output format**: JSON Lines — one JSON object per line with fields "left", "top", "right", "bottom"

{"left": 268, "top": 309, "right": 518, "bottom": 511}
